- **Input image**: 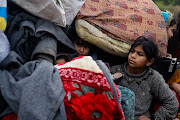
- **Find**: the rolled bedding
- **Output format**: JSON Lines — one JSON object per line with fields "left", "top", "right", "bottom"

{"left": 76, "top": 19, "right": 131, "bottom": 57}
{"left": 77, "top": 0, "right": 168, "bottom": 57}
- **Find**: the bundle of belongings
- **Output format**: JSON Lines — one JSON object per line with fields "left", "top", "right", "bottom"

{"left": 11, "top": 0, "right": 86, "bottom": 27}
{"left": 4, "top": 0, "right": 76, "bottom": 63}
{"left": 0, "top": 0, "right": 170, "bottom": 119}
{"left": 54, "top": 56, "right": 125, "bottom": 120}
{"left": 0, "top": 55, "right": 125, "bottom": 120}
{"left": 0, "top": 0, "right": 126, "bottom": 120}
{"left": 76, "top": 0, "right": 168, "bottom": 57}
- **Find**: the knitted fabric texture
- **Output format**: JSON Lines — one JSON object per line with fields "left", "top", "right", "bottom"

{"left": 110, "top": 63, "right": 179, "bottom": 119}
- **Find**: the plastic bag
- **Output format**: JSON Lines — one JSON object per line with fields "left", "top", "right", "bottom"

{"left": 0, "top": 0, "right": 7, "bottom": 31}
{"left": 11, "top": 0, "right": 86, "bottom": 27}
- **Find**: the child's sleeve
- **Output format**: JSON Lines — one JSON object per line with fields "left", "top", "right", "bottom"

{"left": 152, "top": 72, "right": 179, "bottom": 119}
{"left": 0, "top": 0, "right": 7, "bottom": 32}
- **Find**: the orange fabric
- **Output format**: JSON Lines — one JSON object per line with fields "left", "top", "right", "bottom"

{"left": 77, "top": 0, "right": 168, "bottom": 57}
{"left": 167, "top": 69, "right": 180, "bottom": 85}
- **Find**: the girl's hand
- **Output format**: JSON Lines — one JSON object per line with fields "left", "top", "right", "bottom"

{"left": 166, "top": 53, "right": 172, "bottom": 58}
{"left": 137, "top": 115, "right": 151, "bottom": 120}
{"left": 170, "top": 82, "right": 180, "bottom": 96}
{"left": 113, "top": 72, "right": 122, "bottom": 79}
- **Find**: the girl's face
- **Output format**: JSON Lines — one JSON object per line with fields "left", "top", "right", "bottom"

{"left": 128, "top": 45, "right": 153, "bottom": 74}
{"left": 167, "top": 24, "right": 176, "bottom": 39}
{"left": 74, "top": 42, "right": 90, "bottom": 57}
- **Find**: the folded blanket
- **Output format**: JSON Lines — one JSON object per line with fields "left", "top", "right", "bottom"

{"left": 76, "top": 19, "right": 130, "bottom": 57}
{"left": 54, "top": 56, "right": 125, "bottom": 120}
{"left": 0, "top": 51, "right": 66, "bottom": 120}
{"left": 77, "top": 0, "right": 168, "bottom": 57}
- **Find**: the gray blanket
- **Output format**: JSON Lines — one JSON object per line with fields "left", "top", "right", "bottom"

{"left": 6, "top": 0, "right": 76, "bottom": 62}
{"left": 0, "top": 51, "right": 66, "bottom": 120}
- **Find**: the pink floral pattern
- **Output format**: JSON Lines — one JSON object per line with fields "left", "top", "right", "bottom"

{"left": 77, "top": 0, "right": 168, "bottom": 57}
{"left": 57, "top": 56, "right": 125, "bottom": 120}
{"left": 59, "top": 68, "right": 111, "bottom": 89}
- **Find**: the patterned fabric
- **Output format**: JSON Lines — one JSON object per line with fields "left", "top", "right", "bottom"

{"left": 0, "top": 0, "right": 7, "bottom": 31}
{"left": 54, "top": 56, "right": 125, "bottom": 120}
{"left": 77, "top": 0, "right": 167, "bottom": 57}
{"left": 117, "top": 85, "right": 135, "bottom": 120}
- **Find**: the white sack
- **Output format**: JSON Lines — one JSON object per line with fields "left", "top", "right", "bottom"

{"left": 11, "top": 0, "right": 86, "bottom": 27}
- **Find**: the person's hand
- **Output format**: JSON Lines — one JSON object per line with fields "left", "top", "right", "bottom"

{"left": 113, "top": 72, "right": 122, "bottom": 79}
{"left": 170, "top": 82, "right": 180, "bottom": 96}
{"left": 137, "top": 115, "right": 151, "bottom": 120}
{"left": 166, "top": 53, "right": 172, "bottom": 58}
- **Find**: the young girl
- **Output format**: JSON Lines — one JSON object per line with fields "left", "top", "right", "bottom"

{"left": 110, "top": 36, "right": 178, "bottom": 120}
{"left": 167, "top": 11, "right": 180, "bottom": 58}
{"left": 167, "top": 18, "right": 176, "bottom": 40}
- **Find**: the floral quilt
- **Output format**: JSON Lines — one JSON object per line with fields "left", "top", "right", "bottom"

{"left": 77, "top": 0, "right": 168, "bottom": 57}
{"left": 55, "top": 56, "right": 125, "bottom": 120}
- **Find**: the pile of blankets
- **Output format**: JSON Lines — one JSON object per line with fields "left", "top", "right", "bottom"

{"left": 0, "top": 1, "right": 126, "bottom": 120}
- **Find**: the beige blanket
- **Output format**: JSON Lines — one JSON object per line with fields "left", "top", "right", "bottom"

{"left": 76, "top": 19, "right": 130, "bottom": 57}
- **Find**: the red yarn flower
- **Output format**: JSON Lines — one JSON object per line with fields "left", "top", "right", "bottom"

{"left": 65, "top": 92, "right": 124, "bottom": 120}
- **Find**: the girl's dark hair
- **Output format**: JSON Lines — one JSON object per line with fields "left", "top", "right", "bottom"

{"left": 169, "top": 18, "right": 176, "bottom": 27}
{"left": 56, "top": 54, "right": 71, "bottom": 62}
{"left": 129, "top": 36, "right": 158, "bottom": 60}
{"left": 177, "top": 11, "right": 180, "bottom": 40}
{"left": 64, "top": 20, "right": 92, "bottom": 48}
{"left": 74, "top": 38, "right": 92, "bottom": 48}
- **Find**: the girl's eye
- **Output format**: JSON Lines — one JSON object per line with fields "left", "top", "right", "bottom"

{"left": 172, "top": 29, "right": 176, "bottom": 33}
{"left": 137, "top": 52, "right": 144, "bottom": 56}
{"left": 138, "top": 53, "right": 143, "bottom": 56}
{"left": 85, "top": 46, "right": 90, "bottom": 49}
{"left": 77, "top": 45, "right": 81, "bottom": 47}
{"left": 130, "top": 49, "right": 134, "bottom": 53}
